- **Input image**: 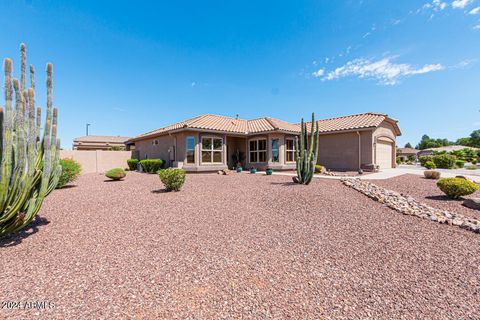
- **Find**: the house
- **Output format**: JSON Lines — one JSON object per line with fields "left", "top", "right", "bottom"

{"left": 397, "top": 147, "right": 419, "bottom": 162}
{"left": 73, "top": 136, "right": 131, "bottom": 151}
{"left": 128, "top": 112, "right": 401, "bottom": 172}
{"left": 417, "top": 145, "right": 479, "bottom": 157}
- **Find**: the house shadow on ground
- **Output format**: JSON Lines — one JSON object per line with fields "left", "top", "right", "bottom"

{"left": 0, "top": 215, "right": 50, "bottom": 248}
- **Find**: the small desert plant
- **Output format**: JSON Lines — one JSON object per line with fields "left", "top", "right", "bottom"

{"left": 105, "top": 168, "right": 126, "bottom": 180}
{"left": 424, "top": 161, "right": 436, "bottom": 169}
{"left": 396, "top": 157, "right": 401, "bottom": 165}
{"left": 127, "top": 159, "right": 139, "bottom": 171}
{"left": 314, "top": 164, "right": 326, "bottom": 174}
{"left": 455, "top": 160, "right": 465, "bottom": 168}
{"left": 467, "top": 165, "right": 477, "bottom": 170}
{"left": 158, "top": 168, "right": 186, "bottom": 191}
{"left": 472, "top": 159, "right": 477, "bottom": 164}
{"left": 424, "top": 170, "right": 441, "bottom": 179}
{"left": 432, "top": 154, "right": 456, "bottom": 169}
{"left": 140, "top": 159, "right": 164, "bottom": 173}
{"left": 436, "top": 177, "right": 478, "bottom": 199}
{"left": 57, "top": 159, "right": 81, "bottom": 188}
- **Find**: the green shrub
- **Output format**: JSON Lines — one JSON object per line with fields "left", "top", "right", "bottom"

{"left": 467, "top": 165, "right": 477, "bottom": 170}
{"left": 57, "top": 159, "right": 81, "bottom": 188}
{"left": 436, "top": 178, "right": 478, "bottom": 199}
{"left": 424, "top": 170, "right": 440, "bottom": 179}
{"left": 158, "top": 168, "right": 186, "bottom": 191}
{"left": 140, "top": 159, "right": 164, "bottom": 173}
{"left": 419, "top": 155, "right": 433, "bottom": 167}
{"left": 432, "top": 154, "right": 456, "bottom": 169}
{"left": 455, "top": 160, "right": 465, "bottom": 168}
{"left": 396, "top": 157, "right": 401, "bottom": 165}
{"left": 407, "top": 154, "right": 416, "bottom": 162}
{"left": 315, "top": 164, "right": 326, "bottom": 173}
{"left": 127, "top": 159, "right": 139, "bottom": 171}
{"left": 105, "top": 168, "right": 126, "bottom": 180}
{"left": 472, "top": 159, "right": 477, "bottom": 164}
{"left": 424, "top": 161, "right": 436, "bottom": 169}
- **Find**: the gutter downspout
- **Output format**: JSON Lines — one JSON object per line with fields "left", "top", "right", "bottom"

{"left": 356, "top": 131, "right": 361, "bottom": 171}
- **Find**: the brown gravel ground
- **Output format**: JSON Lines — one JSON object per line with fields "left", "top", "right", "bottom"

{"left": 373, "top": 174, "right": 480, "bottom": 220}
{"left": 1, "top": 172, "right": 480, "bottom": 319}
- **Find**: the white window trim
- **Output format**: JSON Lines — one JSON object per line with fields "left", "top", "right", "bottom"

{"left": 249, "top": 138, "right": 267, "bottom": 163}
{"left": 285, "top": 138, "right": 296, "bottom": 163}
{"left": 201, "top": 136, "right": 224, "bottom": 164}
{"left": 185, "top": 136, "right": 196, "bottom": 165}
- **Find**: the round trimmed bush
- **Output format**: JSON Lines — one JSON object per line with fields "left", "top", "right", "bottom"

{"left": 105, "top": 168, "right": 126, "bottom": 181}
{"left": 424, "top": 161, "right": 436, "bottom": 169}
{"left": 140, "top": 159, "right": 164, "bottom": 173}
{"left": 56, "top": 158, "right": 81, "bottom": 188}
{"left": 315, "top": 164, "right": 326, "bottom": 174}
{"left": 158, "top": 168, "right": 186, "bottom": 191}
{"left": 432, "top": 154, "right": 456, "bottom": 169}
{"left": 436, "top": 177, "right": 478, "bottom": 199}
{"left": 127, "top": 159, "right": 139, "bottom": 171}
{"left": 419, "top": 155, "right": 433, "bottom": 167}
{"left": 455, "top": 160, "right": 465, "bottom": 168}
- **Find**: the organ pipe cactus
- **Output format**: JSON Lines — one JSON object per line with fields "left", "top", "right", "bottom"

{"left": 293, "top": 113, "right": 319, "bottom": 185}
{"left": 0, "top": 44, "right": 61, "bottom": 237}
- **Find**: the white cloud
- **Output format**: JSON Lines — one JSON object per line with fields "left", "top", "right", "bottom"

{"left": 191, "top": 81, "right": 196, "bottom": 87}
{"left": 312, "top": 69, "right": 325, "bottom": 77}
{"left": 423, "top": 0, "right": 448, "bottom": 11}
{"left": 321, "top": 58, "right": 444, "bottom": 85}
{"left": 452, "top": 0, "right": 472, "bottom": 9}
{"left": 469, "top": 6, "right": 480, "bottom": 14}
{"left": 473, "top": 24, "right": 480, "bottom": 29}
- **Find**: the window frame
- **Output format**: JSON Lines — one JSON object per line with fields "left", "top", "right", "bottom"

{"left": 285, "top": 138, "right": 296, "bottom": 163}
{"left": 185, "top": 136, "right": 196, "bottom": 164}
{"left": 249, "top": 138, "right": 267, "bottom": 163}
{"left": 201, "top": 136, "right": 224, "bottom": 164}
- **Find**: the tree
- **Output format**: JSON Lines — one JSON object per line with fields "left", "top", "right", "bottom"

{"left": 470, "top": 130, "right": 480, "bottom": 147}
{"left": 404, "top": 142, "right": 412, "bottom": 148}
{"left": 416, "top": 134, "right": 453, "bottom": 150}
{"left": 456, "top": 137, "right": 471, "bottom": 147}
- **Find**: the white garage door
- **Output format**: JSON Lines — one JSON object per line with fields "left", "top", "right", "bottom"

{"left": 376, "top": 141, "right": 393, "bottom": 169}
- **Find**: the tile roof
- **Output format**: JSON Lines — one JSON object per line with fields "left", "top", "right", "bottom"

{"left": 397, "top": 148, "right": 419, "bottom": 154}
{"left": 74, "top": 136, "right": 131, "bottom": 144}
{"left": 131, "top": 112, "right": 399, "bottom": 141}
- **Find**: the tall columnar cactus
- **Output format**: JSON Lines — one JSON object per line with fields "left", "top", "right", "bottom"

{"left": 293, "top": 113, "right": 319, "bottom": 185}
{"left": 0, "top": 44, "right": 61, "bottom": 237}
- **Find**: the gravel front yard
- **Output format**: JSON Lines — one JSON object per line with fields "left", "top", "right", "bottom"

{"left": 1, "top": 172, "right": 480, "bottom": 319}
{"left": 373, "top": 174, "right": 480, "bottom": 220}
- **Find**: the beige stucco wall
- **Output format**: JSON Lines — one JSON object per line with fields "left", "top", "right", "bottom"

{"left": 135, "top": 135, "right": 175, "bottom": 164}
{"left": 60, "top": 150, "right": 132, "bottom": 174}
{"left": 317, "top": 132, "right": 360, "bottom": 170}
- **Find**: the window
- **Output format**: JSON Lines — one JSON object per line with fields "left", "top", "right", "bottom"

{"left": 152, "top": 139, "right": 159, "bottom": 145}
{"left": 286, "top": 138, "right": 296, "bottom": 162}
{"left": 249, "top": 139, "right": 267, "bottom": 163}
{"left": 271, "top": 139, "right": 279, "bottom": 162}
{"left": 185, "top": 136, "right": 195, "bottom": 164}
{"left": 201, "top": 137, "right": 223, "bottom": 163}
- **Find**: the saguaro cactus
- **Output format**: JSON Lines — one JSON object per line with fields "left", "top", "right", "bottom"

{"left": 293, "top": 113, "right": 319, "bottom": 185}
{"left": 0, "top": 44, "right": 61, "bottom": 237}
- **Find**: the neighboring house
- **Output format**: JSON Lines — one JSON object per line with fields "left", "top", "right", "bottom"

{"left": 417, "top": 145, "right": 479, "bottom": 157}
{"left": 397, "top": 147, "right": 419, "bottom": 162}
{"left": 73, "top": 136, "right": 131, "bottom": 151}
{"left": 128, "top": 112, "right": 401, "bottom": 172}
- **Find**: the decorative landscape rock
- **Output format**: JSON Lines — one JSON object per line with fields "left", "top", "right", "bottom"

{"left": 342, "top": 178, "right": 480, "bottom": 234}
{"left": 424, "top": 170, "right": 440, "bottom": 179}
{"left": 463, "top": 198, "right": 480, "bottom": 211}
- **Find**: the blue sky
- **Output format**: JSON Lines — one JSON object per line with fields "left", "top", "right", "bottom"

{"left": 1, "top": 0, "right": 479, "bottom": 149}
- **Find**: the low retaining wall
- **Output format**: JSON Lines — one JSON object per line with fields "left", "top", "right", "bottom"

{"left": 60, "top": 150, "right": 131, "bottom": 174}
